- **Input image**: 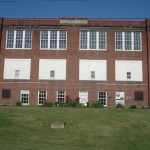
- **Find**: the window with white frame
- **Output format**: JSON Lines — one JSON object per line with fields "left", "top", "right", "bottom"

{"left": 80, "top": 31, "right": 106, "bottom": 50}
{"left": 115, "top": 31, "right": 141, "bottom": 51}
{"left": 50, "top": 70, "right": 55, "bottom": 78}
{"left": 38, "top": 90, "right": 47, "bottom": 105}
{"left": 98, "top": 92, "right": 107, "bottom": 106}
{"left": 40, "top": 30, "right": 67, "bottom": 50}
{"left": 57, "top": 91, "right": 66, "bottom": 103}
{"left": 6, "top": 30, "right": 32, "bottom": 49}
{"left": 20, "top": 90, "right": 29, "bottom": 105}
{"left": 15, "top": 70, "right": 20, "bottom": 78}
{"left": 90, "top": 71, "right": 96, "bottom": 79}
{"left": 127, "top": 72, "right": 131, "bottom": 79}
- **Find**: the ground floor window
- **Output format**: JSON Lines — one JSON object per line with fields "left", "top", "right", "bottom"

{"left": 38, "top": 90, "right": 47, "bottom": 105}
{"left": 57, "top": 91, "right": 66, "bottom": 103}
{"left": 20, "top": 90, "right": 29, "bottom": 105}
{"left": 2, "top": 89, "right": 11, "bottom": 99}
{"left": 98, "top": 91, "right": 107, "bottom": 106}
{"left": 134, "top": 91, "right": 143, "bottom": 101}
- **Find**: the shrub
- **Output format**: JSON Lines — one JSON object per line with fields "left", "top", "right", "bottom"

{"left": 70, "top": 100, "right": 84, "bottom": 107}
{"left": 58, "top": 102, "right": 69, "bottom": 107}
{"left": 42, "top": 100, "right": 53, "bottom": 107}
{"left": 66, "top": 96, "right": 72, "bottom": 103}
{"left": 91, "top": 101, "right": 104, "bottom": 108}
{"left": 129, "top": 105, "right": 137, "bottom": 109}
{"left": 116, "top": 103, "right": 124, "bottom": 108}
{"left": 16, "top": 101, "right": 22, "bottom": 106}
{"left": 57, "top": 98, "right": 85, "bottom": 108}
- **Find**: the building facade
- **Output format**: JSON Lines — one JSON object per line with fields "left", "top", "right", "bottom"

{"left": 0, "top": 17, "right": 150, "bottom": 107}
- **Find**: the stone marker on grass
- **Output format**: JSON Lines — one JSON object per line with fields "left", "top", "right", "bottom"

{"left": 51, "top": 121, "right": 66, "bottom": 129}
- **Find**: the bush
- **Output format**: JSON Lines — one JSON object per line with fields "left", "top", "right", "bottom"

{"left": 70, "top": 100, "right": 84, "bottom": 107}
{"left": 16, "top": 101, "right": 22, "bottom": 106}
{"left": 42, "top": 100, "right": 53, "bottom": 107}
{"left": 129, "top": 105, "right": 137, "bottom": 109}
{"left": 116, "top": 103, "right": 124, "bottom": 108}
{"left": 58, "top": 102, "right": 69, "bottom": 107}
{"left": 58, "top": 100, "right": 84, "bottom": 107}
{"left": 91, "top": 101, "right": 104, "bottom": 108}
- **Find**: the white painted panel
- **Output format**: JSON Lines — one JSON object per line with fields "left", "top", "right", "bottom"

{"left": 3, "top": 59, "right": 31, "bottom": 79}
{"left": 39, "top": 59, "right": 66, "bottom": 80}
{"left": 116, "top": 92, "right": 125, "bottom": 105}
{"left": 115, "top": 60, "right": 143, "bottom": 81}
{"left": 79, "top": 60, "right": 107, "bottom": 81}
{"left": 79, "top": 91, "right": 88, "bottom": 106}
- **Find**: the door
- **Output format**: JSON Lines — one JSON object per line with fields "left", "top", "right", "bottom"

{"left": 116, "top": 92, "right": 125, "bottom": 105}
{"left": 79, "top": 91, "right": 88, "bottom": 106}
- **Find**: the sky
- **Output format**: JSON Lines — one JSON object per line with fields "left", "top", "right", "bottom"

{"left": 0, "top": 0, "right": 149, "bottom": 19}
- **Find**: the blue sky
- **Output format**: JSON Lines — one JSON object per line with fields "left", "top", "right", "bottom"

{"left": 0, "top": 0, "right": 149, "bottom": 19}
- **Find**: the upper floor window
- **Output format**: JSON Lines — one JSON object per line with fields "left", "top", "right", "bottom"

{"left": 6, "top": 30, "right": 32, "bottom": 49}
{"left": 90, "top": 71, "right": 96, "bottom": 79}
{"left": 40, "top": 30, "right": 67, "bottom": 50}
{"left": 15, "top": 70, "right": 20, "bottom": 78}
{"left": 80, "top": 31, "right": 106, "bottom": 50}
{"left": 50, "top": 70, "right": 55, "bottom": 78}
{"left": 115, "top": 31, "right": 141, "bottom": 51}
{"left": 127, "top": 72, "right": 131, "bottom": 79}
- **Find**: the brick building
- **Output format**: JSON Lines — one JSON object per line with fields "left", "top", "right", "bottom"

{"left": 0, "top": 17, "right": 150, "bottom": 107}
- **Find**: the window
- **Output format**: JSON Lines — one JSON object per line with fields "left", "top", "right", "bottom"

{"left": 90, "top": 71, "right": 95, "bottom": 79}
{"left": 40, "top": 30, "right": 67, "bottom": 50}
{"left": 115, "top": 31, "right": 141, "bottom": 51}
{"left": 98, "top": 92, "right": 107, "bottom": 106}
{"left": 50, "top": 70, "right": 55, "bottom": 78}
{"left": 80, "top": 31, "right": 106, "bottom": 50}
{"left": 6, "top": 30, "right": 32, "bottom": 49}
{"left": 89, "top": 31, "right": 97, "bottom": 49}
{"left": 20, "top": 90, "right": 29, "bottom": 105}
{"left": 2, "top": 89, "right": 11, "bottom": 99}
{"left": 57, "top": 91, "right": 66, "bottom": 103}
{"left": 80, "top": 31, "right": 87, "bottom": 49}
{"left": 134, "top": 91, "right": 143, "bottom": 101}
{"left": 15, "top": 70, "right": 20, "bottom": 78}
{"left": 38, "top": 90, "right": 47, "bottom": 105}
{"left": 127, "top": 72, "right": 131, "bottom": 79}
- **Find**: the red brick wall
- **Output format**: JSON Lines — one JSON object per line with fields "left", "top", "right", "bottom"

{"left": 0, "top": 18, "right": 149, "bottom": 107}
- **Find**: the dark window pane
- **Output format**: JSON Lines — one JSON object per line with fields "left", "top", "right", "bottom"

{"left": 135, "top": 91, "right": 143, "bottom": 101}
{"left": 2, "top": 89, "right": 11, "bottom": 99}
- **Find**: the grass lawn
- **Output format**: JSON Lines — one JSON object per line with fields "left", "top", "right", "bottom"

{"left": 0, "top": 106, "right": 150, "bottom": 150}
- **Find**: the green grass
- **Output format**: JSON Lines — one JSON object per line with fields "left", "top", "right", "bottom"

{"left": 0, "top": 106, "right": 150, "bottom": 150}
